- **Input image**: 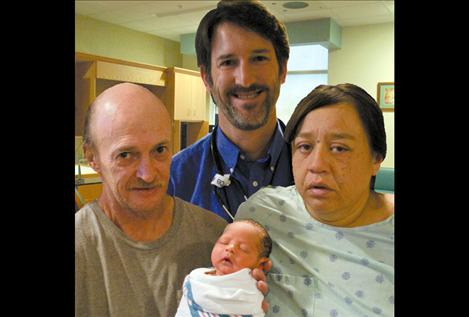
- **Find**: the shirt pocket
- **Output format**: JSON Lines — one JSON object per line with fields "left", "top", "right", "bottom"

{"left": 266, "top": 273, "right": 317, "bottom": 316}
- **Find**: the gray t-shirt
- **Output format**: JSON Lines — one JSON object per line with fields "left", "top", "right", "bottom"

{"left": 75, "top": 197, "right": 227, "bottom": 317}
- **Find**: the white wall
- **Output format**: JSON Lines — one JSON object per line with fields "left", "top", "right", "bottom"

{"left": 329, "top": 23, "right": 394, "bottom": 168}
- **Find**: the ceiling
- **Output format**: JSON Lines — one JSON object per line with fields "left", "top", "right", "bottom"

{"left": 75, "top": 1, "right": 394, "bottom": 42}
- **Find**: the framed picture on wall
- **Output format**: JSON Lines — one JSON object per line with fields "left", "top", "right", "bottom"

{"left": 377, "top": 82, "right": 394, "bottom": 111}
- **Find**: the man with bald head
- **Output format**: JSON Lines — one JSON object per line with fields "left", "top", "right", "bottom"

{"left": 75, "top": 83, "right": 227, "bottom": 317}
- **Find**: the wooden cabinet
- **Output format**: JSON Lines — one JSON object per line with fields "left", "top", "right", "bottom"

{"left": 75, "top": 168, "right": 103, "bottom": 210}
{"left": 96, "top": 61, "right": 165, "bottom": 86}
{"left": 75, "top": 60, "right": 96, "bottom": 136}
{"left": 163, "top": 67, "right": 209, "bottom": 153}
{"left": 75, "top": 52, "right": 166, "bottom": 136}
{"left": 166, "top": 67, "right": 207, "bottom": 121}
{"left": 75, "top": 53, "right": 209, "bottom": 158}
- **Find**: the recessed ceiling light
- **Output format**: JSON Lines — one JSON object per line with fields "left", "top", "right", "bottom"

{"left": 282, "top": 1, "right": 309, "bottom": 9}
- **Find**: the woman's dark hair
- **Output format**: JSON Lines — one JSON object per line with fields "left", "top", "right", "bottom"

{"left": 195, "top": 0, "right": 289, "bottom": 84}
{"left": 284, "top": 83, "right": 387, "bottom": 190}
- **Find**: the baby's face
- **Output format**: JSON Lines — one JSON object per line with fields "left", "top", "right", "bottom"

{"left": 211, "top": 222, "right": 264, "bottom": 275}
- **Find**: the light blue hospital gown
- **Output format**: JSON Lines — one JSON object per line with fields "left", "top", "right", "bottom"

{"left": 236, "top": 185, "right": 394, "bottom": 317}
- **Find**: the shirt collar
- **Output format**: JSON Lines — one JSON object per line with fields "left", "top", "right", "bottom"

{"left": 216, "top": 120, "right": 285, "bottom": 172}
{"left": 216, "top": 127, "right": 240, "bottom": 173}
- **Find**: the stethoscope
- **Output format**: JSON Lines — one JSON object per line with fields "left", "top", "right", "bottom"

{"left": 210, "top": 126, "right": 247, "bottom": 220}
{"left": 209, "top": 122, "right": 287, "bottom": 220}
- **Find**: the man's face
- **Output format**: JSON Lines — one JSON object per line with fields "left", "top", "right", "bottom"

{"left": 88, "top": 89, "right": 172, "bottom": 215}
{"left": 202, "top": 22, "right": 287, "bottom": 131}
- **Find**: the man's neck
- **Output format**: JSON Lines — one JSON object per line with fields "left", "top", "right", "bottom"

{"left": 218, "top": 116, "right": 277, "bottom": 161}
{"left": 98, "top": 193, "right": 174, "bottom": 242}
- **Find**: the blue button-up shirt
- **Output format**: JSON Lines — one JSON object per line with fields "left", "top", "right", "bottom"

{"left": 168, "top": 120, "right": 294, "bottom": 222}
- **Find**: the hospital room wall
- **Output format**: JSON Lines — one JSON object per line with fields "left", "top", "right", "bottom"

{"left": 75, "top": 14, "right": 182, "bottom": 68}
{"left": 329, "top": 23, "right": 394, "bottom": 168}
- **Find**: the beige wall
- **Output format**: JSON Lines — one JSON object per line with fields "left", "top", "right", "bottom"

{"left": 182, "top": 54, "right": 199, "bottom": 71}
{"left": 75, "top": 14, "right": 182, "bottom": 68}
{"left": 329, "top": 23, "right": 394, "bottom": 168}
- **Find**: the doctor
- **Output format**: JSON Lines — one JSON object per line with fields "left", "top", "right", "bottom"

{"left": 168, "top": 0, "right": 294, "bottom": 222}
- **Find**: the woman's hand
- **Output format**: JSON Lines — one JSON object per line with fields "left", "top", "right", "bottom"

{"left": 251, "top": 260, "right": 272, "bottom": 313}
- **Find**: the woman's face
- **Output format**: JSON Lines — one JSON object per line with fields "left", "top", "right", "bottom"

{"left": 291, "top": 103, "right": 381, "bottom": 224}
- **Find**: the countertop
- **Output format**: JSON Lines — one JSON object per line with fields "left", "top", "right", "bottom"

{"left": 75, "top": 164, "right": 102, "bottom": 184}
{"left": 75, "top": 164, "right": 97, "bottom": 176}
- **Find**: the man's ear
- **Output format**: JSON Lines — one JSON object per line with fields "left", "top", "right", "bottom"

{"left": 279, "top": 60, "right": 288, "bottom": 84}
{"left": 200, "top": 65, "right": 212, "bottom": 89}
{"left": 83, "top": 144, "right": 101, "bottom": 174}
{"left": 371, "top": 153, "right": 384, "bottom": 176}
